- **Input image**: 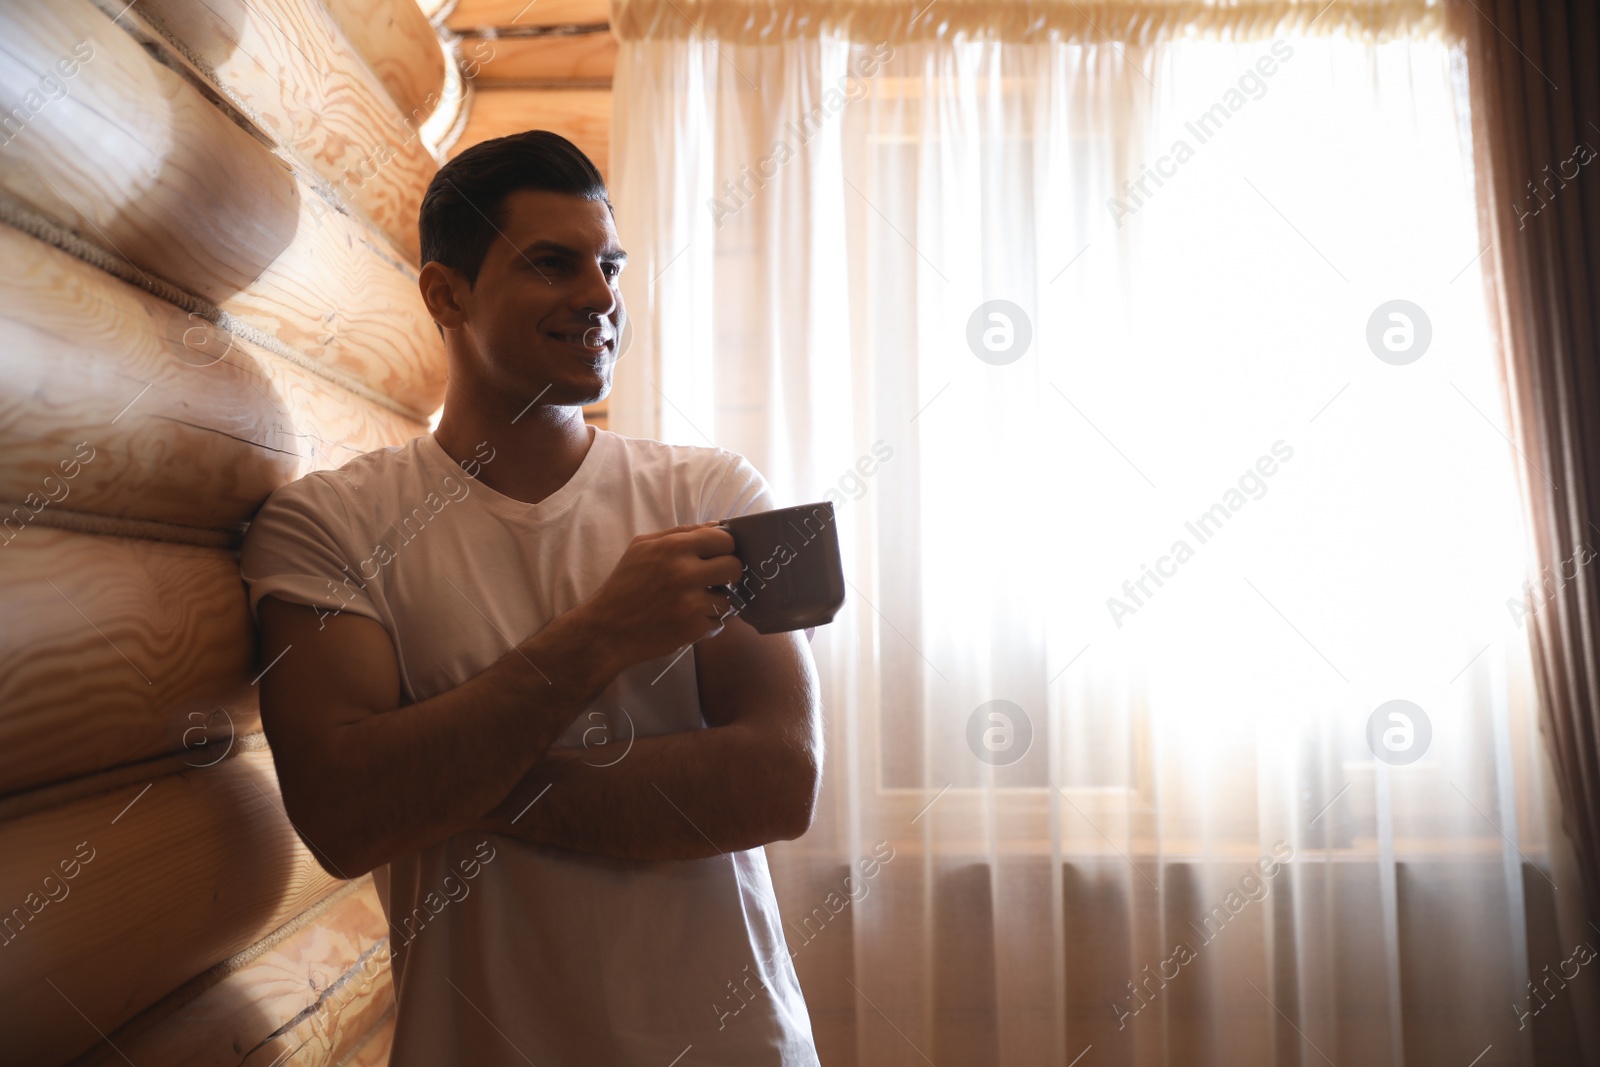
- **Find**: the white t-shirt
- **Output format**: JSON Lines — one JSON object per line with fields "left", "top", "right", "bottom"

{"left": 239, "top": 425, "right": 821, "bottom": 1066}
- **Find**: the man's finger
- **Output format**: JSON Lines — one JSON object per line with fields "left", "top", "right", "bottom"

{"left": 684, "top": 553, "right": 744, "bottom": 588}
{"left": 639, "top": 520, "right": 719, "bottom": 540}
{"left": 666, "top": 523, "right": 737, "bottom": 558}
{"left": 707, "top": 590, "right": 736, "bottom": 621}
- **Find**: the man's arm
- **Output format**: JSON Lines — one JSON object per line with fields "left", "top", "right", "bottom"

{"left": 256, "top": 522, "right": 745, "bottom": 878}
{"left": 474, "top": 615, "right": 823, "bottom": 862}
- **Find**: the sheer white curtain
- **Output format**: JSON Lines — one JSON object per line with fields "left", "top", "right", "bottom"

{"left": 610, "top": 4, "right": 1592, "bottom": 1063}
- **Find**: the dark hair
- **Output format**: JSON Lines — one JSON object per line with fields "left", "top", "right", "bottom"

{"left": 418, "top": 130, "right": 610, "bottom": 286}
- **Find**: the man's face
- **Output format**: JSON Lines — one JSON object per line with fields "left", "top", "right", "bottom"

{"left": 455, "top": 189, "right": 627, "bottom": 408}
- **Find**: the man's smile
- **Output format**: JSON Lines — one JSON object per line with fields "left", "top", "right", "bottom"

{"left": 548, "top": 324, "right": 615, "bottom": 354}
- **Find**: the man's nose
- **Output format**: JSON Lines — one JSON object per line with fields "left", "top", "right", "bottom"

{"left": 574, "top": 262, "right": 619, "bottom": 317}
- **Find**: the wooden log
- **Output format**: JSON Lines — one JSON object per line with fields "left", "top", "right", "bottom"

{"left": 0, "top": 751, "right": 342, "bottom": 1066}
{"left": 321, "top": 0, "right": 448, "bottom": 125}
{"left": 455, "top": 87, "right": 610, "bottom": 179}
{"left": 466, "top": 30, "right": 616, "bottom": 84}
{"left": 0, "top": 527, "right": 257, "bottom": 796}
{"left": 0, "top": 225, "right": 426, "bottom": 532}
{"left": 252, "top": 976, "right": 393, "bottom": 1063}
{"left": 447, "top": 0, "right": 608, "bottom": 30}
{"left": 75, "top": 881, "right": 395, "bottom": 1067}
{"left": 135, "top": 0, "right": 438, "bottom": 263}
{"left": 0, "top": 0, "right": 447, "bottom": 418}
{"left": 337, "top": 1011, "right": 397, "bottom": 1067}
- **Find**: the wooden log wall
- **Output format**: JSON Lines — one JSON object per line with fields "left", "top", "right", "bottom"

{"left": 0, "top": 0, "right": 455, "bottom": 1060}
{"left": 444, "top": 0, "right": 615, "bottom": 430}
{"left": 2, "top": 0, "right": 621, "bottom": 1057}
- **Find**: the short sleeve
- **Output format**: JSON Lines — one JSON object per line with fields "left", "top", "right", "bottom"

{"left": 239, "top": 476, "right": 381, "bottom": 625}
{"left": 699, "top": 450, "right": 777, "bottom": 522}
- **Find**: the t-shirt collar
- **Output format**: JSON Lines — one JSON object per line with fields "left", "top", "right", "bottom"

{"left": 419, "top": 423, "right": 611, "bottom": 522}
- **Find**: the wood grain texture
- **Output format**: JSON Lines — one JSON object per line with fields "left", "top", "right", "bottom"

{"left": 0, "top": 751, "right": 341, "bottom": 1066}
{"left": 136, "top": 0, "right": 437, "bottom": 263}
{"left": 0, "top": 0, "right": 448, "bottom": 417}
{"left": 76, "top": 881, "right": 395, "bottom": 1067}
{"left": 322, "top": 0, "right": 448, "bottom": 124}
{"left": 338, "top": 1011, "right": 397, "bottom": 1067}
{"left": 465, "top": 30, "right": 616, "bottom": 84}
{"left": 454, "top": 87, "right": 611, "bottom": 179}
{"left": 0, "top": 527, "right": 257, "bottom": 795}
{"left": 0, "top": 226, "right": 426, "bottom": 532}
{"left": 447, "top": 0, "right": 608, "bottom": 29}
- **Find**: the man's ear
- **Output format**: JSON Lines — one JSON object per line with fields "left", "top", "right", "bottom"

{"left": 419, "top": 261, "right": 469, "bottom": 331}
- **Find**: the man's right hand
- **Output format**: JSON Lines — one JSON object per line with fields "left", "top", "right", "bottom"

{"left": 574, "top": 521, "right": 745, "bottom": 667}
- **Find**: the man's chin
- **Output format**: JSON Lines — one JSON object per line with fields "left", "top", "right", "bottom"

{"left": 576, "top": 365, "right": 614, "bottom": 406}
{"left": 533, "top": 370, "right": 612, "bottom": 410}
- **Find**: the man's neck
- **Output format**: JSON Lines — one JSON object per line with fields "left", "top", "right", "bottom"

{"left": 433, "top": 399, "right": 595, "bottom": 507}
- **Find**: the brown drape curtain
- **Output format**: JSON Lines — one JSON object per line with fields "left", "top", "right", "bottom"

{"left": 1458, "top": 0, "right": 1600, "bottom": 929}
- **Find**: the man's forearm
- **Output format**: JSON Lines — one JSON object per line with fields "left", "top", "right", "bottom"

{"left": 475, "top": 724, "right": 819, "bottom": 862}
{"left": 280, "top": 607, "right": 619, "bottom": 877}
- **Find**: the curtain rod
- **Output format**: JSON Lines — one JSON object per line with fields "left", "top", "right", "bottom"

{"left": 612, "top": 0, "right": 1455, "bottom": 45}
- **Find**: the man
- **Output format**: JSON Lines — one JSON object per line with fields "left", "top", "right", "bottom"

{"left": 240, "top": 130, "right": 824, "bottom": 1065}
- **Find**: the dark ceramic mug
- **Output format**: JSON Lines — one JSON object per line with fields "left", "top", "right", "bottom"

{"left": 715, "top": 502, "right": 846, "bottom": 635}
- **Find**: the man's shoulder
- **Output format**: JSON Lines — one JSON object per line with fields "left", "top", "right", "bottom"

{"left": 314, "top": 435, "right": 433, "bottom": 491}
{"left": 604, "top": 428, "right": 739, "bottom": 469}
{"left": 608, "top": 429, "right": 761, "bottom": 484}
{"left": 601, "top": 430, "right": 773, "bottom": 521}
{"left": 246, "top": 436, "right": 428, "bottom": 538}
